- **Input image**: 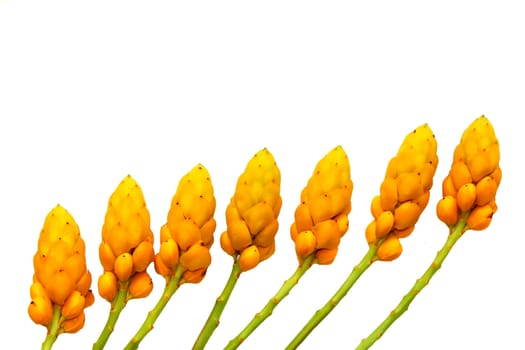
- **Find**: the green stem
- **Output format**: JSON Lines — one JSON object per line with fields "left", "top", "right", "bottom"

{"left": 41, "top": 305, "right": 61, "bottom": 350}
{"left": 286, "top": 245, "right": 378, "bottom": 349}
{"left": 124, "top": 265, "right": 184, "bottom": 350}
{"left": 93, "top": 282, "right": 129, "bottom": 350}
{"left": 224, "top": 254, "right": 315, "bottom": 350}
{"left": 193, "top": 259, "right": 241, "bottom": 350}
{"left": 356, "top": 219, "right": 467, "bottom": 350}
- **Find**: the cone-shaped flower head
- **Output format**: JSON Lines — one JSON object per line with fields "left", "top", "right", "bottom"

{"left": 219, "top": 148, "right": 282, "bottom": 272}
{"left": 290, "top": 146, "right": 353, "bottom": 265}
{"left": 155, "top": 164, "right": 216, "bottom": 284}
{"left": 437, "top": 115, "right": 501, "bottom": 230}
{"left": 365, "top": 124, "right": 438, "bottom": 261}
{"left": 98, "top": 175, "right": 155, "bottom": 301}
{"left": 29, "top": 205, "right": 94, "bottom": 333}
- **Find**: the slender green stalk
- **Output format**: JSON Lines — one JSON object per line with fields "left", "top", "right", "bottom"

{"left": 124, "top": 265, "right": 184, "bottom": 350}
{"left": 356, "top": 219, "right": 467, "bottom": 349}
{"left": 224, "top": 254, "right": 315, "bottom": 350}
{"left": 93, "top": 282, "right": 129, "bottom": 350}
{"left": 286, "top": 245, "right": 379, "bottom": 349}
{"left": 41, "top": 305, "right": 61, "bottom": 350}
{"left": 193, "top": 259, "right": 241, "bottom": 350}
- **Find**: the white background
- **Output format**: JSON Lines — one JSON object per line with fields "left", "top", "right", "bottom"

{"left": 1, "top": 1, "right": 523, "bottom": 349}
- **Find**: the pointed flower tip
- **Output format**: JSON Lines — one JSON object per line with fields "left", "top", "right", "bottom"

{"left": 194, "top": 163, "right": 208, "bottom": 171}
{"left": 254, "top": 147, "right": 274, "bottom": 159}
{"left": 124, "top": 174, "right": 136, "bottom": 182}
{"left": 332, "top": 145, "right": 346, "bottom": 154}
{"left": 187, "top": 164, "right": 211, "bottom": 181}
{"left": 324, "top": 145, "right": 348, "bottom": 161}
{"left": 244, "top": 148, "right": 280, "bottom": 182}
{"left": 118, "top": 174, "right": 140, "bottom": 190}
{"left": 414, "top": 123, "right": 435, "bottom": 138}
{"left": 49, "top": 204, "right": 72, "bottom": 218}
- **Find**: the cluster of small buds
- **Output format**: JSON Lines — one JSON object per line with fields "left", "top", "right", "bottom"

{"left": 437, "top": 116, "right": 501, "bottom": 230}
{"left": 219, "top": 148, "right": 282, "bottom": 272}
{"left": 97, "top": 175, "right": 155, "bottom": 302}
{"left": 365, "top": 124, "right": 438, "bottom": 261}
{"left": 29, "top": 205, "right": 94, "bottom": 333}
{"left": 154, "top": 164, "right": 217, "bottom": 284}
{"left": 290, "top": 146, "right": 353, "bottom": 265}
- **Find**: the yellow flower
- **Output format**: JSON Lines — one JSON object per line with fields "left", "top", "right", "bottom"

{"left": 291, "top": 145, "right": 353, "bottom": 265}
{"left": 98, "top": 175, "right": 155, "bottom": 301}
{"left": 219, "top": 148, "right": 282, "bottom": 272}
{"left": 155, "top": 164, "right": 216, "bottom": 283}
{"left": 437, "top": 115, "right": 501, "bottom": 230}
{"left": 366, "top": 124, "right": 438, "bottom": 261}
{"left": 29, "top": 205, "right": 94, "bottom": 333}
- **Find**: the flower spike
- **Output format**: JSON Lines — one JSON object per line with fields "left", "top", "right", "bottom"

{"left": 30, "top": 205, "right": 94, "bottom": 350}
{"left": 93, "top": 175, "right": 155, "bottom": 349}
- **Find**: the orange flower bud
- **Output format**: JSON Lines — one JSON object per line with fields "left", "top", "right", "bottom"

{"left": 98, "top": 271, "right": 118, "bottom": 302}
{"left": 239, "top": 245, "right": 261, "bottom": 272}
{"left": 129, "top": 271, "right": 153, "bottom": 299}
{"left": 295, "top": 230, "right": 317, "bottom": 259}
{"left": 316, "top": 248, "right": 338, "bottom": 265}
{"left": 114, "top": 253, "right": 133, "bottom": 282}
{"left": 377, "top": 235, "right": 403, "bottom": 261}
{"left": 28, "top": 296, "right": 53, "bottom": 326}
{"left": 375, "top": 211, "right": 394, "bottom": 239}
{"left": 61, "top": 291, "right": 85, "bottom": 320}
{"left": 436, "top": 196, "right": 459, "bottom": 226}
{"left": 180, "top": 243, "right": 212, "bottom": 272}
{"left": 467, "top": 204, "right": 494, "bottom": 231}
{"left": 456, "top": 183, "right": 477, "bottom": 212}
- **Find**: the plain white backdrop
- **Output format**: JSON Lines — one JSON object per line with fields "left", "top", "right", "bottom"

{"left": 1, "top": 1, "right": 523, "bottom": 349}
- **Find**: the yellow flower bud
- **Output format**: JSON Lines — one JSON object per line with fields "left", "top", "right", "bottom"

{"left": 295, "top": 230, "right": 317, "bottom": 259}
{"left": 159, "top": 238, "right": 179, "bottom": 269}
{"left": 98, "top": 242, "right": 115, "bottom": 272}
